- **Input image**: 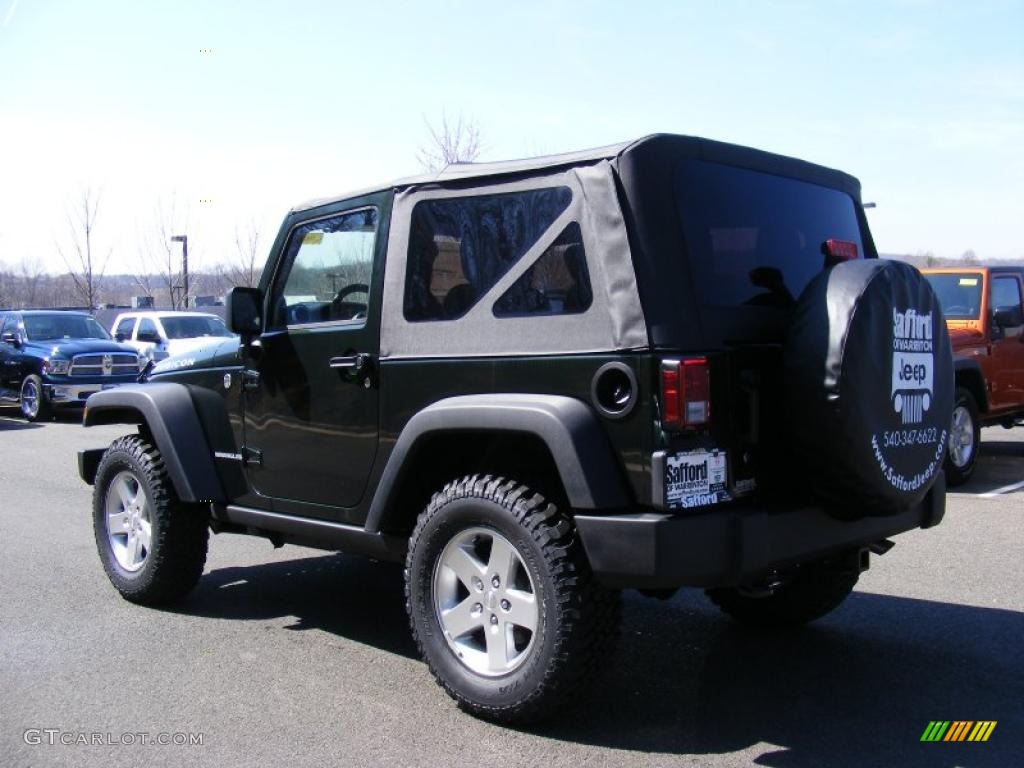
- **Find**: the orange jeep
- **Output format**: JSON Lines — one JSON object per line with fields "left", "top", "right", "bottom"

{"left": 922, "top": 266, "right": 1024, "bottom": 484}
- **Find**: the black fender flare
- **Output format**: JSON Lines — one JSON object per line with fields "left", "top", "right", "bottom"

{"left": 364, "top": 394, "right": 630, "bottom": 533}
{"left": 953, "top": 358, "right": 989, "bottom": 412}
{"left": 82, "top": 383, "right": 229, "bottom": 503}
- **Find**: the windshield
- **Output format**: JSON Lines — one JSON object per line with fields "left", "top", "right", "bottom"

{"left": 161, "top": 315, "right": 230, "bottom": 340}
{"left": 23, "top": 314, "right": 111, "bottom": 341}
{"left": 923, "top": 273, "right": 983, "bottom": 320}
{"left": 675, "top": 159, "right": 865, "bottom": 308}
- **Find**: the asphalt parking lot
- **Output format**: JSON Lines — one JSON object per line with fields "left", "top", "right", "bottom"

{"left": 1, "top": 410, "right": 1021, "bottom": 768}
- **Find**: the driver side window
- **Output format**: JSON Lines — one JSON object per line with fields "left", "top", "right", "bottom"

{"left": 270, "top": 207, "right": 378, "bottom": 328}
{"left": 138, "top": 317, "right": 159, "bottom": 342}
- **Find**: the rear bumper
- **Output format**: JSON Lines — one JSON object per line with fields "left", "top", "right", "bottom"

{"left": 575, "top": 474, "right": 946, "bottom": 589}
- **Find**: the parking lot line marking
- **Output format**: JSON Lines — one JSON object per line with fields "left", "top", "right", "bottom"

{"left": 978, "top": 479, "right": 1024, "bottom": 498}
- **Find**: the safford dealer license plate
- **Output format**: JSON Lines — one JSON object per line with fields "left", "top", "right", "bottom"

{"left": 665, "top": 450, "right": 728, "bottom": 510}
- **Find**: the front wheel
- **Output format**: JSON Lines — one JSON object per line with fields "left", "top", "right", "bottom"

{"left": 944, "top": 387, "right": 980, "bottom": 486}
{"left": 20, "top": 374, "right": 51, "bottom": 421}
{"left": 92, "top": 435, "right": 209, "bottom": 605}
{"left": 405, "top": 475, "right": 620, "bottom": 723}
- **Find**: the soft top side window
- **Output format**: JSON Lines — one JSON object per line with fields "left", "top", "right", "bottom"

{"left": 404, "top": 187, "right": 572, "bottom": 322}
{"left": 493, "top": 222, "right": 592, "bottom": 317}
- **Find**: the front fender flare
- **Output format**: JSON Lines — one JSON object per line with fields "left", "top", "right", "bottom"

{"left": 83, "top": 383, "right": 226, "bottom": 503}
{"left": 365, "top": 394, "right": 630, "bottom": 533}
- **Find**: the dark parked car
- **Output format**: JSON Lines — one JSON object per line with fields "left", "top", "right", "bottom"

{"left": 0, "top": 310, "right": 141, "bottom": 421}
{"left": 78, "top": 134, "right": 953, "bottom": 722}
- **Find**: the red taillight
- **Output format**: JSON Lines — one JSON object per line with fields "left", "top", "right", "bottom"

{"left": 661, "top": 358, "right": 710, "bottom": 430}
{"left": 662, "top": 366, "right": 681, "bottom": 425}
{"left": 822, "top": 239, "right": 859, "bottom": 262}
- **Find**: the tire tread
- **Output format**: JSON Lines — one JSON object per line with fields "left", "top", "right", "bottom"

{"left": 93, "top": 434, "right": 209, "bottom": 605}
{"left": 405, "top": 474, "right": 620, "bottom": 723}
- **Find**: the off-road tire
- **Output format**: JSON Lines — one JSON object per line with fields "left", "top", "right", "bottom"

{"left": 405, "top": 475, "right": 620, "bottom": 723}
{"left": 944, "top": 387, "right": 980, "bottom": 487}
{"left": 92, "top": 435, "right": 209, "bottom": 605}
{"left": 706, "top": 562, "right": 858, "bottom": 628}
{"left": 20, "top": 374, "right": 51, "bottom": 421}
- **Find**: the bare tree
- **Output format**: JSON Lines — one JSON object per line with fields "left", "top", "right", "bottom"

{"left": 417, "top": 112, "right": 482, "bottom": 172}
{"left": 57, "top": 186, "right": 109, "bottom": 309}
{"left": 138, "top": 195, "right": 189, "bottom": 308}
{"left": 0, "top": 261, "right": 13, "bottom": 309}
{"left": 18, "top": 256, "right": 46, "bottom": 308}
{"left": 218, "top": 221, "right": 263, "bottom": 288}
{"left": 961, "top": 249, "right": 978, "bottom": 264}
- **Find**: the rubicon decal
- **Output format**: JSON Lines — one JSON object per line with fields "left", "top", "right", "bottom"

{"left": 920, "top": 720, "right": 996, "bottom": 742}
{"left": 891, "top": 309, "right": 934, "bottom": 425}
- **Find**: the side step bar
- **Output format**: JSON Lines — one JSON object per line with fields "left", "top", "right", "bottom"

{"left": 218, "top": 505, "right": 406, "bottom": 562}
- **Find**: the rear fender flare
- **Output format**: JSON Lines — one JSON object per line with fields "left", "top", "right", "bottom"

{"left": 365, "top": 394, "right": 630, "bottom": 533}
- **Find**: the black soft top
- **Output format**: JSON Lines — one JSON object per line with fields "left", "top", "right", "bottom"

{"left": 616, "top": 135, "right": 875, "bottom": 350}
{"left": 294, "top": 133, "right": 861, "bottom": 212}
{"left": 294, "top": 133, "right": 875, "bottom": 353}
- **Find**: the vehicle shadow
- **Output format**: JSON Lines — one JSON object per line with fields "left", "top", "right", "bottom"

{"left": 0, "top": 406, "right": 83, "bottom": 427}
{"left": 171, "top": 552, "right": 1022, "bottom": 767}
{"left": 954, "top": 437, "right": 1024, "bottom": 495}
{"left": 0, "top": 413, "right": 42, "bottom": 429}
{"left": 531, "top": 588, "right": 1023, "bottom": 768}
{"left": 170, "top": 553, "right": 417, "bottom": 659}
{"left": 52, "top": 409, "right": 86, "bottom": 424}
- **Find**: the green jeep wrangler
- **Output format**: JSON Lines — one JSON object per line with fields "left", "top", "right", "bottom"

{"left": 79, "top": 134, "right": 954, "bottom": 722}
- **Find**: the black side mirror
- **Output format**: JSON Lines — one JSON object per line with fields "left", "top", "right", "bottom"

{"left": 2, "top": 331, "right": 21, "bottom": 347}
{"left": 114, "top": 332, "right": 126, "bottom": 342}
{"left": 227, "top": 287, "right": 263, "bottom": 339}
{"left": 993, "top": 306, "right": 1023, "bottom": 329}
{"left": 137, "top": 330, "right": 161, "bottom": 344}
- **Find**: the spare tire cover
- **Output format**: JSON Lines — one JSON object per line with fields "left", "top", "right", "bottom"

{"left": 786, "top": 259, "right": 953, "bottom": 514}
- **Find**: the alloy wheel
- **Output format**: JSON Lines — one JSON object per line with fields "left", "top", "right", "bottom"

{"left": 948, "top": 405, "right": 975, "bottom": 469}
{"left": 20, "top": 379, "right": 39, "bottom": 419}
{"left": 433, "top": 527, "right": 538, "bottom": 677}
{"left": 105, "top": 470, "right": 152, "bottom": 572}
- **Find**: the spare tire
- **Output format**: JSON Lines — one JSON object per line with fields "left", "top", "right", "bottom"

{"left": 785, "top": 260, "right": 953, "bottom": 515}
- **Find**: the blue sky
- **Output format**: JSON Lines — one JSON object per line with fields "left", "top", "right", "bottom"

{"left": 1, "top": 0, "right": 1021, "bottom": 274}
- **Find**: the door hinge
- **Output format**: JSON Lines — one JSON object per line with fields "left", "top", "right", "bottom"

{"left": 242, "top": 369, "right": 261, "bottom": 391}
{"left": 242, "top": 447, "right": 263, "bottom": 467}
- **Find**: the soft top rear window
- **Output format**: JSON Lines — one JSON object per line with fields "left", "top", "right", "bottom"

{"left": 675, "top": 159, "right": 865, "bottom": 308}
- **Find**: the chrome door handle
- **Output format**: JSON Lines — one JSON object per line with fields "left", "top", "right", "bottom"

{"left": 329, "top": 353, "right": 372, "bottom": 372}
{"left": 329, "top": 356, "right": 360, "bottom": 370}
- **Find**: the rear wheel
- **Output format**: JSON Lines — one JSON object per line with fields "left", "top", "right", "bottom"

{"left": 706, "top": 557, "right": 859, "bottom": 628}
{"left": 405, "top": 475, "right": 620, "bottom": 723}
{"left": 20, "top": 374, "right": 51, "bottom": 421}
{"left": 92, "top": 435, "right": 209, "bottom": 605}
{"left": 944, "top": 387, "right": 980, "bottom": 486}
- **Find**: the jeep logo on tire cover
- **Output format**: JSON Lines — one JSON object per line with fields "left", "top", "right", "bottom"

{"left": 891, "top": 308, "right": 933, "bottom": 425}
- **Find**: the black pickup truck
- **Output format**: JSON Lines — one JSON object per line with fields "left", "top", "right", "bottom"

{"left": 78, "top": 134, "right": 953, "bottom": 722}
